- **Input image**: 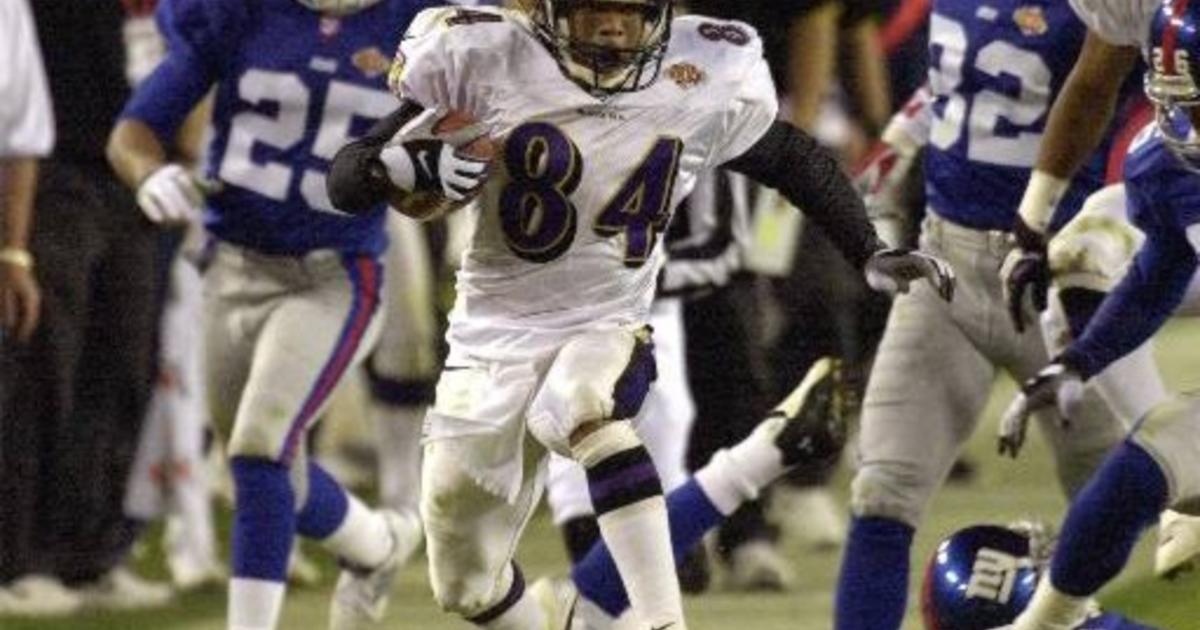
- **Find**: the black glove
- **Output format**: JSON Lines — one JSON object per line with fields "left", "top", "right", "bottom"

{"left": 864, "top": 248, "right": 956, "bottom": 302}
{"left": 1000, "top": 217, "right": 1050, "bottom": 333}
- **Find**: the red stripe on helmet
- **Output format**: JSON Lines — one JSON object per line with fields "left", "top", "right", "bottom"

{"left": 1164, "top": 0, "right": 1192, "bottom": 75}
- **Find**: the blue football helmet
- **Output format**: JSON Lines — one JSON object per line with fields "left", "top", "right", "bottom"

{"left": 921, "top": 523, "right": 1050, "bottom": 630}
{"left": 528, "top": 0, "right": 673, "bottom": 95}
{"left": 1147, "top": 0, "right": 1200, "bottom": 172}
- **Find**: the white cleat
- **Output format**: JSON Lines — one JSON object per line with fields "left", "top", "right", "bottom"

{"left": 529, "top": 576, "right": 579, "bottom": 630}
{"left": 1155, "top": 509, "right": 1200, "bottom": 579}
{"left": 329, "top": 509, "right": 423, "bottom": 630}
{"left": 0, "top": 575, "right": 84, "bottom": 617}
{"left": 78, "top": 567, "right": 174, "bottom": 610}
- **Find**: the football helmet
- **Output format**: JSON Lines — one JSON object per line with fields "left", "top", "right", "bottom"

{"left": 527, "top": 0, "right": 673, "bottom": 95}
{"left": 292, "top": 0, "right": 381, "bottom": 15}
{"left": 920, "top": 523, "right": 1053, "bottom": 630}
{"left": 1146, "top": 0, "right": 1200, "bottom": 172}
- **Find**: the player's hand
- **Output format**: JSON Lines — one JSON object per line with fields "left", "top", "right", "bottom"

{"left": 864, "top": 248, "right": 956, "bottom": 302}
{"left": 1000, "top": 216, "right": 1050, "bottom": 333}
{"left": 137, "top": 164, "right": 206, "bottom": 225}
{"left": 0, "top": 257, "right": 40, "bottom": 343}
{"left": 379, "top": 136, "right": 490, "bottom": 203}
{"left": 998, "top": 362, "right": 1085, "bottom": 458}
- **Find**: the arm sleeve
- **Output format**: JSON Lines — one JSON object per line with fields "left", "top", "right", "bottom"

{"left": 0, "top": 0, "right": 54, "bottom": 157}
{"left": 723, "top": 120, "right": 886, "bottom": 269}
{"left": 1060, "top": 228, "right": 1197, "bottom": 379}
{"left": 327, "top": 99, "right": 427, "bottom": 214}
{"left": 118, "top": 0, "right": 235, "bottom": 142}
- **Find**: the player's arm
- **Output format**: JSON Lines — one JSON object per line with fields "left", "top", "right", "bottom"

{"left": 327, "top": 99, "right": 490, "bottom": 216}
{"left": 1059, "top": 229, "right": 1197, "bottom": 380}
{"left": 724, "top": 120, "right": 955, "bottom": 300}
{"left": 107, "top": 16, "right": 219, "bottom": 224}
{"left": 1001, "top": 32, "right": 1140, "bottom": 329}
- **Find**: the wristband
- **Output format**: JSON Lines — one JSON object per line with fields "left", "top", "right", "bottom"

{"left": 0, "top": 248, "right": 33, "bottom": 270}
{"left": 1017, "top": 170, "right": 1069, "bottom": 233}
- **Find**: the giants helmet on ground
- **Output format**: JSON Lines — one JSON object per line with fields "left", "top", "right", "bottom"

{"left": 921, "top": 524, "right": 1047, "bottom": 629}
{"left": 1147, "top": 0, "right": 1200, "bottom": 172}
{"left": 526, "top": 0, "right": 673, "bottom": 94}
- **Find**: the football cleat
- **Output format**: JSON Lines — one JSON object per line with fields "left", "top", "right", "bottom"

{"left": 1154, "top": 509, "right": 1200, "bottom": 580}
{"left": 529, "top": 576, "right": 579, "bottom": 630}
{"left": 769, "top": 357, "right": 849, "bottom": 468}
{"left": 78, "top": 567, "right": 174, "bottom": 611}
{"left": 0, "top": 575, "right": 84, "bottom": 617}
{"left": 329, "top": 509, "right": 423, "bottom": 630}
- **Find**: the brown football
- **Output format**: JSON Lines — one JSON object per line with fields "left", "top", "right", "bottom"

{"left": 390, "top": 110, "right": 496, "bottom": 222}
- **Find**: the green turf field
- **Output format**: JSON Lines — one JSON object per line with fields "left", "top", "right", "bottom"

{"left": 10, "top": 322, "right": 1200, "bottom": 630}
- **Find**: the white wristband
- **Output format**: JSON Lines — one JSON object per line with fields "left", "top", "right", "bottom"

{"left": 1016, "top": 170, "right": 1069, "bottom": 233}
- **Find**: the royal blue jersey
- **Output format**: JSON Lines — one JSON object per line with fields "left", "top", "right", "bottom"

{"left": 924, "top": 0, "right": 1130, "bottom": 231}
{"left": 122, "top": 0, "right": 437, "bottom": 256}
{"left": 1061, "top": 130, "right": 1200, "bottom": 378}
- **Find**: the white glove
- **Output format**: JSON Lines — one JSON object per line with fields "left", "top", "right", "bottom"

{"left": 137, "top": 164, "right": 205, "bottom": 224}
{"left": 379, "top": 117, "right": 491, "bottom": 203}
{"left": 864, "top": 248, "right": 956, "bottom": 302}
{"left": 998, "top": 362, "right": 1085, "bottom": 458}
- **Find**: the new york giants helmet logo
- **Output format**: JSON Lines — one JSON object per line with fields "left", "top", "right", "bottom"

{"left": 921, "top": 525, "right": 1041, "bottom": 630}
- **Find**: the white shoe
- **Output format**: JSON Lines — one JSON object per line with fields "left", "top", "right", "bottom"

{"left": 725, "top": 541, "right": 794, "bottom": 592}
{"left": 329, "top": 509, "right": 423, "bottom": 630}
{"left": 168, "top": 553, "right": 226, "bottom": 591}
{"left": 1155, "top": 509, "right": 1200, "bottom": 579}
{"left": 771, "top": 486, "right": 847, "bottom": 550}
{"left": 78, "top": 567, "right": 173, "bottom": 610}
{"left": 0, "top": 575, "right": 84, "bottom": 617}
{"left": 530, "top": 576, "right": 578, "bottom": 630}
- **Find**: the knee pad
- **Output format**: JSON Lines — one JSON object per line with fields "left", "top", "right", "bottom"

{"left": 1131, "top": 397, "right": 1200, "bottom": 505}
{"left": 1047, "top": 184, "right": 1142, "bottom": 294}
{"left": 529, "top": 328, "right": 657, "bottom": 455}
{"left": 850, "top": 462, "right": 937, "bottom": 528}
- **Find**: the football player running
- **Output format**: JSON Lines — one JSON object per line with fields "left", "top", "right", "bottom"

{"left": 107, "top": 0, "right": 437, "bottom": 629}
{"left": 833, "top": 1, "right": 1139, "bottom": 628}
{"left": 328, "top": 2, "right": 954, "bottom": 628}
{"left": 997, "top": 2, "right": 1200, "bottom": 628}
{"left": 998, "top": 0, "right": 1200, "bottom": 580}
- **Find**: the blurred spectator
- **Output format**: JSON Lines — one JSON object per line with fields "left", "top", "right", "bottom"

{"left": 0, "top": 0, "right": 58, "bottom": 613}
{"left": 0, "top": 0, "right": 170, "bottom": 614}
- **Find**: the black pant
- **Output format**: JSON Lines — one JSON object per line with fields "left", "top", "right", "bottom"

{"left": 0, "top": 160, "right": 158, "bottom": 583}
{"left": 684, "top": 275, "right": 776, "bottom": 554}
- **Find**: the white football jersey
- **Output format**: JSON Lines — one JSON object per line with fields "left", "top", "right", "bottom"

{"left": 393, "top": 7, "right": 777, "bottom": 360}
{"left": 1068, "top": 0, "right": 1157, "bottom": 47}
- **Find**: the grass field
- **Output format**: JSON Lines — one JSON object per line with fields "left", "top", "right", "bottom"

{"left": 11, "top": 322, "right": 1200, "bottom": 630}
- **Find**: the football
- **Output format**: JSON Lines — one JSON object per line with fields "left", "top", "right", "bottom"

{"left": 389, "top": 109, "right": 496, "bottom": 222}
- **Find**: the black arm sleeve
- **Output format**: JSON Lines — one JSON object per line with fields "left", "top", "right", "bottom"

{"left": 327, "top": 99, "right": 426, "bottom": 214}
{"left": 724, "top": 120, "right": 885, "bottom": 269}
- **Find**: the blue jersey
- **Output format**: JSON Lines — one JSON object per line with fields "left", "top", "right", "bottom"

{"left": 1080, "top": 612, "right": 1159, "bottom": 630}
{"left": 1061, "top": 130, "right": 1200, "bottom": 378}
{"left": 925, "top": 0, "right": 1125, "bottom": 231}
{"left": 122, "top": 0, "right": 435, "bottom": 256}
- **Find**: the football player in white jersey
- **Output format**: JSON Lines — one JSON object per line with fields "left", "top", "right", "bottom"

{"left": 999, "top": 0, "right": 1200, "bottom": 580}
{"left": 328, "top": 2, "right": 954, "bottom": 628}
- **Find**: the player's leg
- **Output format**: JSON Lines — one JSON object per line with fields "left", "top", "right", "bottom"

{"left": 835, "top": 225, "right": 998, "bottom": 630}
{"left": 366, "top": 214, "right": 439, "bottom": 514}
{"left": 1012, "top": 396, "right": 1200, "bottom": 630}
{"left": 528, "top": 326, "right": 684, "bottom": 629}
{"left": 421, "top": 368, "right": 555, "bottom": 629}
{"left": 571, "top": 357, "right": 847, "bottom": 622}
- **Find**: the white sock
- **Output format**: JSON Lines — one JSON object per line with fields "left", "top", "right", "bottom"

{"left": 1015, "top": 579, "right": 1091, "bottom": 630}
{"left": 228, "top": 577, "right": 286, "bottom": 630}
{"left": 319, "top": 495, "right": 392, "bottom": 569}
{"left": 694, "top": 420, "right": 787, "bottom": 516}
{"left": 575, "top": 424, "right": 686, "bottom": 630}
{"left": 370, "top": 400, "right": 425, "bottom": 513}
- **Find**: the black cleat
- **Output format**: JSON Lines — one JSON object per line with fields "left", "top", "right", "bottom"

{"left": 769, "top": 357, "right": 849, "bottom": 469}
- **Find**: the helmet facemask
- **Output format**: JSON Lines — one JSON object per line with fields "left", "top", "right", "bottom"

{"left": 530, "top": 0, "right": 673, "bottom": 95}
{"left": 1147, "top": 65, "right": 1200, "bottom": 173}
{"left": 293, "top": 0, "right": 382, "bottom": 16}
